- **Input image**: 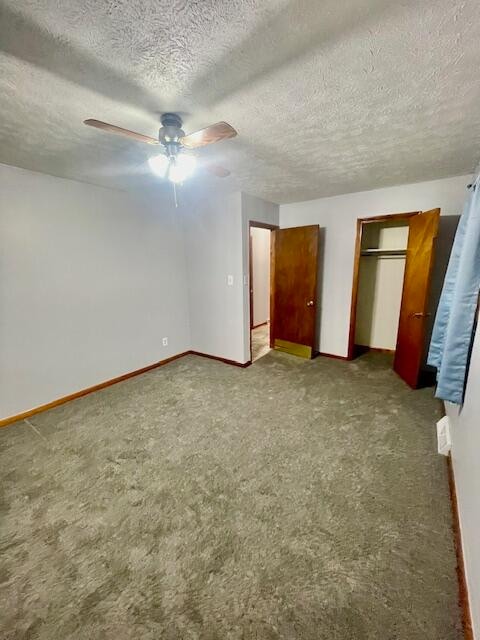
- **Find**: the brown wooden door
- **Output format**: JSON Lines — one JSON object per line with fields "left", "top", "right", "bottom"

{"left": 393, "top": 209, "right": 440, "bottom": 388}
{"left": 270, "top": 225, "right": 319, "bottom": 358}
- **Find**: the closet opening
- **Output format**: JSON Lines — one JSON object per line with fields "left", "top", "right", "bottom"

{"left": 348, "top": 210, "right": 440, "bottom": 388}
{"left": 355, "top": 219, "right": 410, "bottom": 355}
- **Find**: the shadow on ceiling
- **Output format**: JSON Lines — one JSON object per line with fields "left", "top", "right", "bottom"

{"left": 0, "top": 2, "right": 161, "bottom": 116}
{"left": 2, "top": 0, "right": 408, "bottom": 117}
{"left": 189, "top": 0, "right": 404, "bottom": 108}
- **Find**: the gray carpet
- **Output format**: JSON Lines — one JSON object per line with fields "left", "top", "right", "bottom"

{"left": 0, "top": 352, "right": 462, "bottom": 639}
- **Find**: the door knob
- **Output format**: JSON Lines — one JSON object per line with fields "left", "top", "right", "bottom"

{"left": 306, "top": 300, "right": 315, "bottom": 307}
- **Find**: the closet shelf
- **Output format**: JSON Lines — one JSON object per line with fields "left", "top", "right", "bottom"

{"left": 360, "top": 248, "right": 407, "bottom": 257}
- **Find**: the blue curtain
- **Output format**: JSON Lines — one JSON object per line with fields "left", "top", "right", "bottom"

{"left": 428, "top": 174, "right": 480, "bottom": 404}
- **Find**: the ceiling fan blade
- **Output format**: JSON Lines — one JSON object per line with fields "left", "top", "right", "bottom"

{"left": 84, "top": 119, "right": 159, "bottom": 145}
{"left": 180, "top": 122, "right": 237, "bottom": 149}
{"left": 206, "top": 164, "right": 231, "bottom": 178}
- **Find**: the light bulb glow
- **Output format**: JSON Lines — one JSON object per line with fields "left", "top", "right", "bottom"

{"left": 148, "top": 154, "right": 169, "bottom": 177}
{"left": 149, "top": 152, "right": 196, "bottom": 183}
{"left": 169, "top": 154, "right": 197, "bottom": 183}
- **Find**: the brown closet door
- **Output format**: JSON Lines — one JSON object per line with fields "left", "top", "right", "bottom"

{"left": 393, "top": 209, "right": 440, "bottom": 388}
{"left": 270, "top": 225, "right": 319, "bottom": 358}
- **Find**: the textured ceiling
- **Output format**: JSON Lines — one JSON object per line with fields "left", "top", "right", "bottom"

{"left": 1, "top": 0, "right": 480, "bottom": 203}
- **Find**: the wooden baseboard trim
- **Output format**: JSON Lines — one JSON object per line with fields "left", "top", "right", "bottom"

{"left": 189, "top": 351, "right": 251, "bottom": 368}
{"left": 355, "top": 344, "right": 396, "bottom": 355}
{"left": 0, "top": 349, "right": 252, "bottom": 428}
{"left": 446, "top": 454, "right": 474, "bottom": 640}
{"left": 0, "top": 351, "right": 189, "bottom": 429}
{"left": 252, "top": 321, "right": 269, "bottom": 329}
{"left": 316, "top": 351, "right": 350, "bottom": 361}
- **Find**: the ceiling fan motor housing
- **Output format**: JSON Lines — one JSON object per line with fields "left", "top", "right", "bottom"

{"left": 161, "top": 113, "right": 182, "bottom": 129}
{"left": 159, "top": 113, "right": 185, "bottom": 151}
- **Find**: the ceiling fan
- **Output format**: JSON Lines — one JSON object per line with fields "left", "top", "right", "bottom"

{"left": 84, "top": 113, "right": 237, "bottom": 184}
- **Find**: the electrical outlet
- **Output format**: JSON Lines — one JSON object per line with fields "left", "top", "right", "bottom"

{"left": 162, "top": 337, "right": 168, "bottom": 347}
{"left": 227, "top": 275, "right": 234, "bottom": 286}
{"left": 436, "top": 415, "right": 451, "bottom": 456}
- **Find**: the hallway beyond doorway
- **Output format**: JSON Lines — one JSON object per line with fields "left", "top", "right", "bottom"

{"left": 251, "top": 323, "right": 270, "bottom": 361}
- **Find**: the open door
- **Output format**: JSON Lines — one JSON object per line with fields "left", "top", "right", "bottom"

{"left": 270, "top": 225, "right": 319, "bottom": 358}
{"left": 393, "top": 209, "right": 440, "bottom": 388}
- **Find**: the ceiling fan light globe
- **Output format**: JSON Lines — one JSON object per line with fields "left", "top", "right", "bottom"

{"left": 176, "top": 153, "right": 196, "bottom": 173}
{"left": 169, "top": 154, "right": 197, "bottom": 183}
{"left": 148, "top": 154, "right": 169, "bottom": 177}
{"left": 169, "top": 167, "right": 184, "bottom": 183}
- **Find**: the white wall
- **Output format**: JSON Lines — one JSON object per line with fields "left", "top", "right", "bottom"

{"left": 183, "top": 191, "right": 245, "bottom": 362}
{"left": 250, "top": 227, "right": 270, "bottom": 327}
{"left": 0, "top": 163, "right": 190, "bottom": 419}
{"left": 446, "top": 327, "right": 480, "bottom": 638}
{"left": 183, "top": 190, "right": 278, "bottom": 364}
{"left": 280, "top": 175, "right": 470, "bottom": 356}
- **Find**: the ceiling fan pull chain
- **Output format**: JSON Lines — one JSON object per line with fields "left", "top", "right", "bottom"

{"left": 173, "top": 181, "right": 178, "bottom": 208}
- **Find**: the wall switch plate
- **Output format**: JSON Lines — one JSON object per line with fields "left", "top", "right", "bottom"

{"left": 436, "top": 415, "right": 451, "bottom": 456}
{"left": 227, "top": 275, "right": 234, "bottom": 286}
{"left": 162, "top": 337, "right": 168, "bottom": 347}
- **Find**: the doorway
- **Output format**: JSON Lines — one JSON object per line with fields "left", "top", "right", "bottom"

{"left": 248, "top": 222, "right": 321, "bottom": 362}
{"left": 249, "top": 222, "right": 276, "bottom": 362}
{"left": 270, "top": 225, "right": 320, "bottom": 358}
{"left": 348, "top": 210, "right": 440, "bottom": 388}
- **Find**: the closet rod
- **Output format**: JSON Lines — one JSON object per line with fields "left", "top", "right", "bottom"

{"left": 360, "top": 249, "right": 406, "bottom": 257}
